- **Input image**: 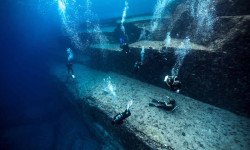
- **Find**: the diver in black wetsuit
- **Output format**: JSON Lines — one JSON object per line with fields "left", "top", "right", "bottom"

{"left": 149, "top": 99, "right": 177, "bottom": 111}
{"left": 112, "top": 109, "right": 131, "bottom": 125}
{"left": 120, "top": 36, "right": 130, "bottom": 54}
{"left": 164, "top": 75, "right": 181, "bottom": 93}
{"left": 122, "top": 43, "right": 130, "bottom": 54}
{"left": 112, "top": 100, "right": 133, "bottom": 125}
{"left": 66, "top": 62, "right": 75, "bottom": 79}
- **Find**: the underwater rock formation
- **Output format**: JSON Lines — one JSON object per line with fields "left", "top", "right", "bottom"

{"left": 65, "top": 0, "right": 250, "bottom": 117}
{"left": 52, "top": 0, "right": 250, "bottom": 149}
{"left": 52, "top": 64, "right": 250, "bottom": 150}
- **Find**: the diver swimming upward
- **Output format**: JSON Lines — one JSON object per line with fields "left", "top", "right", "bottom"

{"left": 164, "top": 75, "right": 181, "bottom": 93}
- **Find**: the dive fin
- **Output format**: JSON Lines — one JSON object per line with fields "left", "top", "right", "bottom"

{"left": 171, "top": 106, "right": 178, "bottom": 111}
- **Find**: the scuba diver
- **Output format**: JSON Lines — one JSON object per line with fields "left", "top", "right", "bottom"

{"left": 120, "top": 36, "right": 125, "bottom": 46}
{"left": 149, "top": 98, "right": 177, "bottom": 111}
{"left": 133, "top": 46, "right": 145, "bottom": 72}
{"left": 66, "top": 48, "right": 75, "bottom": 79}
{"left": 112, "top": 100, "right": 133, "bottom": 125}
{"left": 120, "top": 35, "right": 130, "bottom": 54}
{"left": 133, "top": 61, "right": 143, "bottom": 72}
{"left": 66, "top": 62, "right": 75, "bottom": 79}
{"left": 164, "top": 75, "right": 181, "bottom": 93}
{"left": 149, "top": 51, "right": 168, "bottom": 63}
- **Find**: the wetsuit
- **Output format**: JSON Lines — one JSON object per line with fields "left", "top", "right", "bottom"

{"left": 121, "top": 43, "right": 130, "bottom": 53}
{"left": 66, "top": 62, "right": 74, "bottom": 75}
{"left": 149, "top": 99, "right": 176, "bottom": 111}
{"left": 165, "top": 76, "right": 181, "bottom": 92}
{"left": 120, "top": 36, "right": 130, "bottom": 53}
{"left": 112, "top": 109, "right": 131, "bottom": 125}
{"left": 120, "top": 37, "right": 125, "bottom": 46}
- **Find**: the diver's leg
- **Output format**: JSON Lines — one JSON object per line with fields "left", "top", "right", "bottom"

{"left": 152, "top": 99, "right": 165, "bottom": 104}
{"left": 156, "top": 105, "right": 166, "bottom": 109}
{"left": 156, "top": 105, "right": 173, "bottom": 111}
{"left": 149, "top": 103, "right": 156, "bottom": 107}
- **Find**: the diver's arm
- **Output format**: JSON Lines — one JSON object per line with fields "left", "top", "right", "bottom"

{"left": 165, "top": 103, "right": 173, "bottom": 107}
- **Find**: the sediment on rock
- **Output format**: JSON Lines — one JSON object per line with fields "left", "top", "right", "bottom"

{"left": 52, "top": 63, "right": 250, "bottom": 150}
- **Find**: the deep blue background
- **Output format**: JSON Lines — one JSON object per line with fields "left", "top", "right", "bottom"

{"left": 0, "top": 1, "right": 100, "bottom": 149}
{"left": 0, "top": 0, "right": 61, "bottom": 127}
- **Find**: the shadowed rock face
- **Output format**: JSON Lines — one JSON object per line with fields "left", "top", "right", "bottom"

{"left": 215, "top": 0, "right": 250, "bottom": 16}
{"left": 149, "top": 0, "right": 250, "bottom": 47}
{"left": 211, "top": 15, "right": 250, "bottom": 50}
{"left": 113, "top": 23, "right": 142, "bottom": 43}
{"left": 86, "top": 44, "right": 249, "bottom": 116}
{"left": 86, "top": 39, "right": 249, "bottom": 116}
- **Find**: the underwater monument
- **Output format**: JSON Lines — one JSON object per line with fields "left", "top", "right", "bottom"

{"left": 52, "top": 0, "right": 250, "bottom": 149}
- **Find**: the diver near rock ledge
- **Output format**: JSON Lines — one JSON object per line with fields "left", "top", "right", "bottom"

{"left": 164, "top": 75, "right": 181, "bottom": 93}
{"left": 120, "top": 35, "right": 130, "bottom": 54}
{"left": 149, "top": 98, "right": 177, "bottom": 112}
{"left": 112, "top": 100, "right": 133, "bottom": 125}
{"left": 66, "top": 48, "right": 75, "bottom": 79}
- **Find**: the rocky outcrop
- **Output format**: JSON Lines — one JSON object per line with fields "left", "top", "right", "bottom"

{"left": 215, "top": 0, "right": 250, "bottom": 16}
{"left": 61, "top": 0, "right": 250, "bottom": 117}
{"left": 86, "top": 37, "right": 249, "bottom": 116}
{"left": 52, "top": 63, "right": 250, "bottom": 150}
{"left": 211, "top": 15, "right": 250, "bottom": 50}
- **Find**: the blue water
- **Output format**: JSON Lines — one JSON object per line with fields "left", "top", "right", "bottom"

{"left": 0, "top": 1, "right": 100, "bottom": 149}
{"left": 78, "top": 0, "right": 157, "bottom": 19}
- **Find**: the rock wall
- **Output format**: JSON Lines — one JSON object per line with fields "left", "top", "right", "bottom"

{"left": 87, "top": 45, "right": 249, "bottom": 116}
{"left": 65, "top": 0, "right": 250, "bottom": 117}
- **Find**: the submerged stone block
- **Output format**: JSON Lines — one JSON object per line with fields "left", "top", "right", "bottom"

{"left": 83, "top": 38, "right": 249, "bottom": 117}
{"left": 52, "top": 64, "right": 250, "bottom": 150}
